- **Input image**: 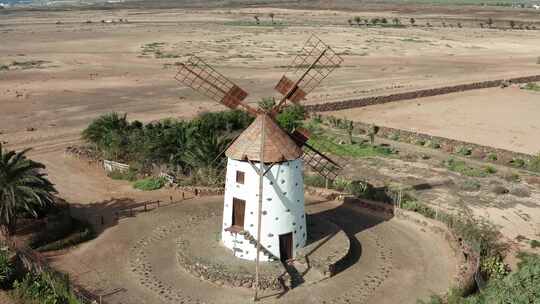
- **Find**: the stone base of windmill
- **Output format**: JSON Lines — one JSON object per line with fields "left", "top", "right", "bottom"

{"left": 175, "top": 212, "right": 350, "bottom": 291}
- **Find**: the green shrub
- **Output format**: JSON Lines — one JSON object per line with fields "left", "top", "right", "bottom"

{"left": 107, "top": 168, "right": 137, "bottom": 181}
{"left": 487, "top": 153, "right": 498, "bottom": 161}
{"left": 459, "top": 179, "right": 481, "bottom": 192}
{"left": 522, "top": 82, "right": 540, "bottom": 91}
{"left": 13, "top": 271, "right": 82, "bottom": 304}
{"left": 0, "top": 248, "right": 14, "bottom": 288}
{"left": 457, "top": 146, "right": 472, "bottom": 156}
{"left": 527, "top": 153, "right": 540, "bottom": 172}
{"left": 133, "top": 177, "right": 166, "bottom": 191}
{"left": 464, "top": 253, "right": 540, "bottom": 304}
{"left": 530, "top": 239, "right": 540, "bottom": 248}
{"left": 481, "top": 255, "right": 509, "bottom": 280}
{"left": 276, "top": 104, "right": 306, "bottom": 132}
{"left": 443, "top": 158, "right": 493, "bottom": 177}
{"left": 484, "top": 166, "right": 497, "bottom": 174}
{"left": 401, "top": 199, "right": 437, "bottom": 218}
{"left": 509, "top": 158, "right": 526, "bottom": 168}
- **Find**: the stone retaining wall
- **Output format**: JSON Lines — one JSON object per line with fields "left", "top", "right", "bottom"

{"left": 305, "top": 74, "right": 540, "bottom": 112}
{"left": 350, "top": 120, "right": 537, "bottom": 166}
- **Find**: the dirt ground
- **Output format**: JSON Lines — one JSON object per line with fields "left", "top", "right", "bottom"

{"left": 48, "top": 192, "right": 457, "bottom": 304}
{"left": 328, "top": 86, "right": 540, "bottom": 155}
{"left": 2, "top": 7, "right": 540, "bottom": 154}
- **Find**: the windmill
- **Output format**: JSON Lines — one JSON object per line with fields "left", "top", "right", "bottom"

{"left": 174, "top": 35, "right": 343, "bottom": 299}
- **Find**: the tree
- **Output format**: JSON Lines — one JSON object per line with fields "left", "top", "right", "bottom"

{"left": 487, "top": 17, "right": 493, "bottom": 28}
{"left": 370, "top": 18, "right": 380, "bottom": 25}
{"left": 457, "top": 22, "right": 462, "bottom": 28}
{"left": 254, "top": 15, "right": 260, "bottom": 25}
{"left": 276, "top": 104, "right": 306, "bottom": 132}
{"left": 392, "top": 17, "right": 400, "bottom": 25}
{"left": 0, "top": 145, "right": 57, "bottom": 238}
{"left": 480, "top": 23, "right": 484, "bottom": 28}
{"left": 354, "top": 16, "right": 361, "bottom": 26}
{"left": 269, "top": 12, "right": 275, "bottom": 24}
{"left": 409, "top": 18, "right": 416, "bottom": 26}
{"left": 347, "top": 19, "right": 352, "bottom": 26}
{"left": 509, "top": 20, "right": 515, "bottom": 29}
{"left": 258, "top": 97, "right": 276, "bottom": 111}
{"left": 381, "top": 17, "right": 388, "bottom": 24}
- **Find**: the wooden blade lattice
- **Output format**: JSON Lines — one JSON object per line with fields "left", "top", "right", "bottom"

{"left": 275, "top": 35, "right": 343, "bottom": 105}
{"left": 175, "top": 56, "right": 258, "bottom": 115}
{"left": 302, "top": 144, "right": 343, "bottom": 182}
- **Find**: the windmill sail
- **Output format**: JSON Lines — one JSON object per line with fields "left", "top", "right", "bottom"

{"left": 175, "top": 56, "right": 258, "bottom": 116}
{"left": 274, "top": 35, "right": 344, "bottom": 109}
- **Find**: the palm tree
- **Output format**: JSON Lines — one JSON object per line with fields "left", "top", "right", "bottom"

{"left": 269, "top": 12, "right": 275, "bottom": 24}
{"left": 487, "top": 17, "right": 493, "bottom": 28}
{"left": 254, "top": 15, "right": 260, "bottom": 25}
{"left": 392, "top": 17, "right": 400, "bottom": 26}
{"left": 0, "top": 145, "right": 57, "bottom": 238}
{"left": 409, "top": 18, "right": 416, "bottom": 26}
{"left": 509, "top": 20, "right": 515, "bottom": 29}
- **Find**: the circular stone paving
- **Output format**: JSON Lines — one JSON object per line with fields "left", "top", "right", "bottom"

{"left": 126, "top": 196, "right": 457, "bottom": 304}
{"left": 175, "top": 211, "right": 350, "bottom": 290}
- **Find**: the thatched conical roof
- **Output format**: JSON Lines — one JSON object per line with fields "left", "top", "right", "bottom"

{"left": 226, "top": 114, "right": 303, "bottom": 163}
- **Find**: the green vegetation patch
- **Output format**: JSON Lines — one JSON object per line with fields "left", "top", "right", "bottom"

{"left": 0, "top": 248, "right": 15, "bottom": 288}
{"left": 443, "top": 158, "right": 495, "bottom": 177}
{"left": 522, "top": 82, "right": 540, "bottom": 92}
{"left": 133, "top": 177, "right": 166, "bottom": 191}
{"left": 308, "top": 135, "right": 397, "bottom": 158}
{"left": 0, "top": 60, "right": 51, "bottom": 72}
{"left": 12, "top": 271, "right": 83, "bottom": 304}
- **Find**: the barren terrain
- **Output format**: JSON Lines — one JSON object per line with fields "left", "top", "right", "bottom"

{"left": 328, "top": 86, "right": 540, "bottom": 154}
{"left": 2, "top": 7, "right": 540, "bottom": 155}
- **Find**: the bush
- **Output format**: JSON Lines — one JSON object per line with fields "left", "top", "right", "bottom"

{"left": 0, "top": 248, "right": 14, "bottom": 288}
{"left": 12, "top": 271, "right": 82, "bottom": 304}
{"left": 464, "top": 253, "right": 540, "bottom": 304}
{"left": 457, "top": 146, "right": 472, "bottom": 156}
{"left": 443, "top": 158, "right": 494, "bottom": 177}
{"left": 107, "top": 168, "right": 137, "bottom": 181}
{"left": 527, "top": 153, "right": 540, "bottom": 172}
{"left": 509, "top": 158, "right": 526, "bottom": 168}
{"left": 133, "top": 177, "right": 166, "bottom": 191}
{"left": 459, "top": 179, "right": 481, "bottom": 192}
{"left": 276, "top": 104, "right": 306, "bottom": 132}
{"left": 486, "top": 153, "right": 498, "bottom": 161}
{"left": 530, "top": 240, "right": 540, "bottom": 248}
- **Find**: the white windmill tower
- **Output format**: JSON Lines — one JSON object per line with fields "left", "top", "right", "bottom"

{"left": 175, "top": 35, "right": 343, "bottom": 297}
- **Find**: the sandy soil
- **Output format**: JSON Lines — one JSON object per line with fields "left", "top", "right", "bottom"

{"left": 1, "top": 8, "right": 540, "bottom": 154}
{"left": 328, "top": 86, "right": 540, "bottom": 155}
{"left": 49, "top": 194, "right": 457, "bottom": 304}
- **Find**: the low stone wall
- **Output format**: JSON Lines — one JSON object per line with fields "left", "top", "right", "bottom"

{"left": 350, "top": 120, "right": 537, "bottom": 166}
{"left": 305, "top": 74, "right": 540, "bottom": 112}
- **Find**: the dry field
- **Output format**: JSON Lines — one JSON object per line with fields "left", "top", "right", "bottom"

{"left": 1, "top": 7, "right": 540, "bottom": 155}
{"left": 328, "top": 86, "right": 540, "bottom": 154}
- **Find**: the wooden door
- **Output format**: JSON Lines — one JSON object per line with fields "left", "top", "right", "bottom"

{"left": 279, "top": 232, "right": 293, "bottom": 262}
{"left": 232, "top": 198, "right": 246, "bottom": 228}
